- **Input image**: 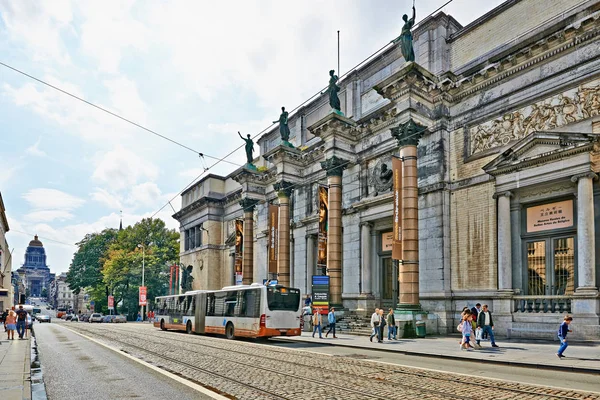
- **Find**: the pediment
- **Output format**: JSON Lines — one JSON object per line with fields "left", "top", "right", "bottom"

{"left": 483, "top": 131, "right": 600, "bottom": 176}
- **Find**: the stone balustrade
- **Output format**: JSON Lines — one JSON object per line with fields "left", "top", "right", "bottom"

{"left": 513, "top": 295, "right": 572, "bottom": 314}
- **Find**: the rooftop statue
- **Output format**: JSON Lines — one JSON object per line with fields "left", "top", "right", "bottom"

{"left": 327, "top": 70, "right": 343, "bottom": 114}
{"left": 393, "top": 5, "right": 416, "bottom": 62}
{"left": 274, "top": 106, "right": 294, "bottom": 147}
{"left": 238, "top": 131, "right": 254, "bottom": 165}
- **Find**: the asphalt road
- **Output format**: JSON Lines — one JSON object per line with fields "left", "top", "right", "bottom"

{"left": 34, "top": 322, "right": 214, "bottom": 400}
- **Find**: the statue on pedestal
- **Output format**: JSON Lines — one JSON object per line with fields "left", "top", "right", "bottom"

{"left": 327, "top": 70, "right": 342, "bottom": 114}
{"left": 274, "top": 106, "right": 293, "bottom": 147}
{"left": 238, "top": 131, "right": 255, "bottom": 165}
{"left": 393, "top": 5, "right": 416, "bottom": 62}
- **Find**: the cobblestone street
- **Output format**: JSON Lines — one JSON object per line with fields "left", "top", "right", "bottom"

{"left": 62, "top": 322, "right": 600, "bottom": 400}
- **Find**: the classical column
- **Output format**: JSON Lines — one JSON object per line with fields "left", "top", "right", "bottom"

{"left": 274, "top": 181, "right": 293, "bottom": 287}
{"left": 495, "top": 191, "right": 513, "bottom": 291}
{"left": 360, "top": 222, "right": 373, "bottom": 294}
{"left": 391, "top": 119, "right": 426, "bottom": 309}
{"left": 572, "top": 173, "right": 597, "bottom": 290}
{"left": 239, "top": 198, "right": 259, "bottom": 285}
{"left": 321, "top": 156, "right": 348, "bottom": 307}
{"left": 306, "top": 234, "right": 317, "bottom": 293}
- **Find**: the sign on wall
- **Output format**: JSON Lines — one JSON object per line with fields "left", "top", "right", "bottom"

{"left": 268, "top": 204, "right": 279, "bottom": 274}
{"left": 234, "top": 219, "right": 243, "bottom": 283}
{"left": 317, "top": 186, "right": 329, "bottom": 275}
{"left": 392, "top": 156, "right": 403, "bottom": 260}
{"left": 381, "top": 232, "right": 393, "bottom": 252}
{"left": 312, "top": 275, "right": 329, "bottom": 314}
{"left": 526, "top": 199, "right": 574, "bottom": 233}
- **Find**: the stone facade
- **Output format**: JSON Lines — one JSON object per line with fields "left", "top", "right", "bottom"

{"left": 16, "top": 235, "right": 53, "bottom": 298}
{"left": 174, "top": 0, "right": 600, "bottom": 339}
{"left": 0, "top": 192, "right": 12, "bottom": 310}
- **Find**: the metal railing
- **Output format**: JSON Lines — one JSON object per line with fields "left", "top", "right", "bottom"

{"left": 513, "top": 296, "right": 572, "bottom": 313}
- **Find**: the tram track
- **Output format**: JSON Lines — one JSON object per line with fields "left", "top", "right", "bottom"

{"left": 66, "top": 323, "right": 600, "bottom": 400}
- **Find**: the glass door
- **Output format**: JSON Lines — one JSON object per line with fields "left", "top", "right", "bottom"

{"left": 380, "top": 257, "right": 398, "bottom": 309}
{"left": 526, "top": 237, "right": 575, "bottom": 295}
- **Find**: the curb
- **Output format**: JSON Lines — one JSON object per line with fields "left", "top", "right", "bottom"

{"left": 272, "top": 337, "right": 600, "bottom": 375}
{"left": 30, "top": 330, "right": 47, "bottom": 400}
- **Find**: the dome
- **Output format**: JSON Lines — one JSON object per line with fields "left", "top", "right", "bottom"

{"left": 28, "top": 235, "right": 44, "bottom": 247}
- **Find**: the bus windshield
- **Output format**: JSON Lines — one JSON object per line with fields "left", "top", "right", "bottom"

{"left": 267, "top": 287, "right": 300, "bottom": 311}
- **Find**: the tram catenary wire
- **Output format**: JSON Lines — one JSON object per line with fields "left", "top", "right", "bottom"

{"left": 68, "top": 324, "right": 597, "bottom": 400}
{"left": 150, "top": 0, "right": 457, "bottom": 219}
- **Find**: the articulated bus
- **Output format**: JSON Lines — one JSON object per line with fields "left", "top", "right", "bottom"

{"left": 153, "top": 283, "right": 302, "bottom": 339}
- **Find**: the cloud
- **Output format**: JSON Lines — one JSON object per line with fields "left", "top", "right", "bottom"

{"left": 90, "top": 188, "right": 123, "bottom": 210}
{"left": 126, "top": 182, "right": 162, "bottom": 208}
{"left": 92, "top": 145, "right": 159, "bottom": 191}
{"left": 22, "top": 188, "right": 85, "bottom": 211}
{"left": 24, "top": 210, "right": 74, "bottom": 222}
{"left": 25, "top": 138, "right": 47, "bottom": 157}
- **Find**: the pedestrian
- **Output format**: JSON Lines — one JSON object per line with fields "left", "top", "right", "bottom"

{"left": 476, "top": 304, "right": 499, "bottom": 348}
{"left": 1, "top": 309, "right": 8, "bottom": 332}
{"left": 312, "top": 308, "right": 323, "bottom": 338}
{"left": 136, "top": 312, "right": 142, "bottom": 322}
{"left": 5, "top": 310, "right": 16, "bottom": 340}
{"left": 378, "top": 309, "right": 386, "bottom": 343}
{"left": 15, "top": 305, "right": 27, "bottom": 340}
{"left": 387, "top": 309, "right": 397, "bottom": 340}
{"left": 470, "top": 303, "right": 481, "bottom": 322}
{"left": 557, "top": 315, "right": 573, "bottom": 358}
{"left": 325, "top": 307, "right": 337, "bottom": 338}
{"left": 304, "top": 294, "right": 312, "bottom": 308}
{"left": 369, "top": 308, "right": 380, "bottom": 343}
{"left": 458, "top": 310, "right": 473, "bottom": 350}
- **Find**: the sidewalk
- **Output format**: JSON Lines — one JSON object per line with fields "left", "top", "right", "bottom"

{"left": 0, "top": 336, "right": 31, "bottom": 400}
{"left": 276, "top": 332, "right": 600, "bottom": 373}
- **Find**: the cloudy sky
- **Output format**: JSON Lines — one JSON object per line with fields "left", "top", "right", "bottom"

{"left": 0, "top": 0, "right": 505, "bottom": 274}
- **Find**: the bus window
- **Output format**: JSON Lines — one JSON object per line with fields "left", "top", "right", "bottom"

{"left": 186, "top": 295, "right": 195, "bottom": 315}
{"left": 243, "top": 289, "right": 260, "bottom": 318}
{"left": 206, "top": 293, "right": 216, "bottom": 316}
{"left": 267, "top": 287, "right": 300, "bottom": 311}
{"left": 224, "top": 291, "right": 237, "bottom": 317}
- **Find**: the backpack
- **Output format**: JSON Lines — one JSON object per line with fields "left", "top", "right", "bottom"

{"left": 457, "top": 321, "right": 463, "bottom": 332}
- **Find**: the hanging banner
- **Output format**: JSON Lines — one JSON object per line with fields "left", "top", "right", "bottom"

{"left": 317, "top": 185, "right": 329, "bottom": 274}
{"left": 235, "top": 220, "right": 244, "bottom": 284}
{"left": 312, "top": 275, "right": 330, "bottom": 314}
{"left": 139, "top": 286, "right": 147, "bottom": 306}
{"left": 108, "top": 295, "right": 114, "bottom": 310}
{"left": 268, "top": 204, "right": 279, "bottom": 274}
{"left": 392, "top": 156, "right": 403, "bottom": 260}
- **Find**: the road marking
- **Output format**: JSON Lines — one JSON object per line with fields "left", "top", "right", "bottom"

{"left": 59, "top": 325, "right": 229, "bottom": 400}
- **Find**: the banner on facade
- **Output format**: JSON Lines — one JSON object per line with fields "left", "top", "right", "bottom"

{"left": 312, "top": 275, "right": 330, "bottom": 314}
{"left": 268, "top": 204, "right": 279, "bottom": 274}
{"left": 108, "top": 295, "right": 114, "bottom": 310}
{"left": 392, "top": 156, "right": 403, "bottom": 260}
{"left": 139, "top": 286, "right": 147, "bottom": 306}
{"left": 317, "top": 185, "right": 329, "bottom": 275}
{"left": 234, "top": 220, "right": 243, "bottom": 278}
{"left": 526, "top": 199, "right": 574, "bottom": 233}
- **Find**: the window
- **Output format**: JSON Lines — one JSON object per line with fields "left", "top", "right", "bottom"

{"left": 267, "top": 287, "right": 300, "bottom": 311}
{"left": 184, "top": 225, "right": 203, "bottom": 251}
{"left": 184, "top": 230, "right": 190, "bottom": 251}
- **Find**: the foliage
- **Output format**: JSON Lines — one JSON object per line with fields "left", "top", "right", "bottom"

{"left": 66, "top": 218, "right": 179, "bottom": 318}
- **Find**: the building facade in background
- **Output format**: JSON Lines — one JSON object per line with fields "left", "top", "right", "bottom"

{"left": 174, "top": 0, "right": 600, "bottom": 339}
{"left": 0, "top": 192, "right": 13, "bottom": 310}
{"left": 16, "top": 235, "right": 53, "bottom": 298}
{"left": 50, "top": 272, "right": 75, "bottom": 310}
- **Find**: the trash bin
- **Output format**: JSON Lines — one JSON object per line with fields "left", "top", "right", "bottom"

{"left": 303, "top": 315, "right": 313, "bottom": 332}
{"left": 415, "top": 321, "right": 426, "bottom": 338}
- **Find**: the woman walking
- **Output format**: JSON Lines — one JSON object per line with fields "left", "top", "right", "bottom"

{"left": 5, "top": 309, "right": 16, "bottom": 340}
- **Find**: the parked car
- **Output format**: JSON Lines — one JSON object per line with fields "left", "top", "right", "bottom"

{"left": 114, "top": 315, "right": 127, "bottom": 323}
{"left": 37, "top": 315, "right": 51, "bottom": 323}
{"left": 102, "top": 315, "right": 116, "bottom": 323}
{"left": 60, "top": 314, "right": 68, "bottom": 320}
{"left": 65, "top": 314, "right": 74, "bottom": 321}
{"left": 79, "top": 314, "right": 90, "bottom": 322}
{"left": 89, "top": 313, "right": 104, "bottom": 323}
{"left": 71, "top": 315, "right": 79, "bottom": 322}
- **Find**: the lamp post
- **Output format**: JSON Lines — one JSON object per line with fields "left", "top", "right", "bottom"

{"left": 137, "top": 243, "right": 145, "bottom": 321}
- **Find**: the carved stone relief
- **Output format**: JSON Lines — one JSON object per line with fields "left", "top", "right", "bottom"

{"left": 368, "top": 158, "right": 393, "bottom": 195}
{"left": 470, "top": 78, "right": 600, "bottom": 155}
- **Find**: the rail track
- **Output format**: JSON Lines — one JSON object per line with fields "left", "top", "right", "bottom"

{"left": 65, "top": 323, "right": 600, "bottom": 400}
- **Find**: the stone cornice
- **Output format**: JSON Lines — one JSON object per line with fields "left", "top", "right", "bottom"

{"left": 262, "top": 144, "right": 305, "bottom": 166}
{"left": 231, "top": 168, "right": 275, "bottom": 185}
{"left": 307, "top": 112, "right": 358, "bottom": 142}
{"left": 571, "top": 172, "right": 598, "bottom": 183}
{"left": 172, "top": 195, "right": 226, "bottom": 220}
{"left": 373, "top": 62, "right": 440, "bottom": 104}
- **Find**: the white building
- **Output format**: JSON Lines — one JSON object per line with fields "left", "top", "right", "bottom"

{"left": 0, "top": 192, "right": 13, "bottom": 310}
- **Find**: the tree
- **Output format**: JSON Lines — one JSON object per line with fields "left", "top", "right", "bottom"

{"left": 67, "top": 229, "right": 118, "bottom": 294}
{"left": 41, "top": 288, "right": 48, "bottom": 298}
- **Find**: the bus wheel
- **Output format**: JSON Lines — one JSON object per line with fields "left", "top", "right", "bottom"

{"left": 186, "top": 321, "right": 192, "bottom": 334}
{"left": 160, "top": 319, "right": 167, "bottom": 331}
{"left": 225, "top": 322, "right": 235, "bottom": 340}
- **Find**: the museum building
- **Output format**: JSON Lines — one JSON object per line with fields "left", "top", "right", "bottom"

{"left": 174, "top": 0, "right": 600, "bottom": 339}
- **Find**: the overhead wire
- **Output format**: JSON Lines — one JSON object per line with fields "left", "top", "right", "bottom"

{"left": 150, "top": 0, "right": 455, "bottom": 219}
{"left": 9, "top": 229, "right": 78, "bottom": 247}
{"left": 0, "top": 61, "right": 242, "bottom": 167}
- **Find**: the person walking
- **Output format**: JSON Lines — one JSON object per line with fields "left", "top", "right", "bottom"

{"left": 325, "top": 307, "right": 337, "bottom": 338}
{"left": 5, "top": 310, "right": 16, "bottom": 340}
{"left": 15, "top": 305, "right": 27, "bottom": 340}
{"left": 458, "top": 310, "right": 474, "bottom": 350}
{"left": 312, "top": 308, "right": 323, "bottom": 339}
{"left": 1, "top": 309, "right": 8, "bottom": 332}
{"left": 369, "top": 308, "right": 380, "bottom": 343}
{"left": 378, "top": 309, "right": 386, "bottom": 343}
{"left": 476, "top": 304, "right": 499, "bottom": 348}
{"left": 557, "top": 315, "right": 573, "bottom": 358}
{"left": 387, "top": 309, "right": 397, "bottom": 340}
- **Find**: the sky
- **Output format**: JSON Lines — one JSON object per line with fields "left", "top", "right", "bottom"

{"left": 0, "top": 0, "right": 506, "bottom": 274}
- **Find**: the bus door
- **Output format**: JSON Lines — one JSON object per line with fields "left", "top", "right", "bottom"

{"left": 195, "top": 292, "right": 206, "bottom": 334}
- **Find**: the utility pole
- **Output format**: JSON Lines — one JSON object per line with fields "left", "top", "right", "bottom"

{"left": 138, "top": 243, "right": 145, "bottom": 321}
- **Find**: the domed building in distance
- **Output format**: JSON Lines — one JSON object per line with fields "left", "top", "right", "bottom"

{"left": 16, "top": 235, "right": 53, "bottom": 297}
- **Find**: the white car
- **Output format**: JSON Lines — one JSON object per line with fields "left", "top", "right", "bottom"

{"left": 89, "top": 313, "right": 104, "bottom": 323}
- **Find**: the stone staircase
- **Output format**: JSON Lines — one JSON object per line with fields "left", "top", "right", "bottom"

{"left": 336, "top": 311, "right": 373, "bottom": 336}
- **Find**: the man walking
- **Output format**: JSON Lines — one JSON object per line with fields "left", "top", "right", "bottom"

{"left": 312, "top": 308, "right": 323, "bottom": 339}
{"left": 325, "top": 307, "right": 337, "bottom": 338}
{"left": 476, "top": 304, "right": 499, "bottom": 348}
{"left": 16, "top": 305, "right": 28, "bottom": 340}
{"left": 369, "top": 308, "right": 380, "bottom": 343}
{"left": 378, "top": 309, "right": 386, "bottom": 343}
{"left": 387, "top": 309, "right": 397, "bottom": 340}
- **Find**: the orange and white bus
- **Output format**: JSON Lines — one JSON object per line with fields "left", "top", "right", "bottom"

{"left": 153, "top": 283, "right": 302, "bottom": 339}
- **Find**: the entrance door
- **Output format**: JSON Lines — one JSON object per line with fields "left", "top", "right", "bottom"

{"left": 526, "top": 237, "right": 576, "bottom": 295}
{"left": 380, "top": 257, "right": 398, "bottom": 309}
